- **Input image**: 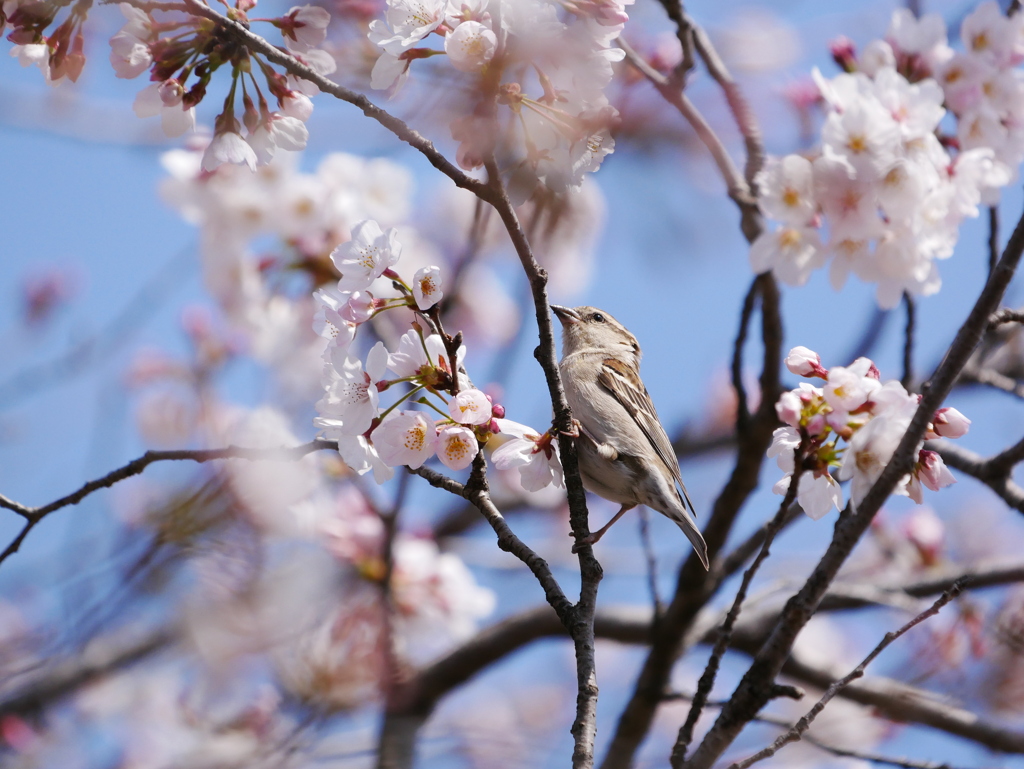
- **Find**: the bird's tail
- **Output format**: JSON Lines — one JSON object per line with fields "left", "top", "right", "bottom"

{"left": 673, "top": 507, "right": 709, "bottom": 570}
{"left": 674, "top": 481, "right": 709, "bottom": 569}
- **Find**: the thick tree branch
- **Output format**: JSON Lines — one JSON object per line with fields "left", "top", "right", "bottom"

{"left": 683, "top": 203, "right": 1024, "bottom": 769}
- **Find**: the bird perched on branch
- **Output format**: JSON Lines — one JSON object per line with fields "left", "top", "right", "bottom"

{"left": 552, "top": 305, "right": 709, "bottom": 569}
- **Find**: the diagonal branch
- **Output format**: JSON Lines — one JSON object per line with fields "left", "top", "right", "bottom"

{"left": 682, "top": 203, "right": 1024, "bottom": 769}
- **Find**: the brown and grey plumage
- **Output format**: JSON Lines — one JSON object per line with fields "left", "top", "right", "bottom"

{"left": 552, "top": 304, "right": 709, "bottom": 569}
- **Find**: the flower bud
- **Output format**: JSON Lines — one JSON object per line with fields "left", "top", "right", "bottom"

{"left": 785, "top": 346, "right": 828, "bottom": 378}
{"left": 491, "top": 403, "right": 505, "bottom": 419}
{"left": 775, "top": 390, "right": 802, "bottom": 427}
{"left": 932, "top": 407, "right": 970, "bottom": 438}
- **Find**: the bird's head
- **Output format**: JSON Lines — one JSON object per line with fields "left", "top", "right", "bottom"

{"left": 551, "top": 305, "right": 640, "bottom": 360}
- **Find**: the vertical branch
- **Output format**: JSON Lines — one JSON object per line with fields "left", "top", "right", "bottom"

{"left": 731, "top": 281, "right": 761, "bottom": 434}
{"left": 638, "top": 508, "right": 664, "bottom": 627}
{"left": 902, "top": 293, "right": 916, "bottom": 391}
{"left": 481, "top": 162, "right": 602, "bottom": 769}
{"left": 990, "top": 206, "right": 1000, "bottom": 276}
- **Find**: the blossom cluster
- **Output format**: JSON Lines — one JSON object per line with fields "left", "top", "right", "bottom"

{"left": 313, "top": 220, "right": 564, "bottom": 491}
{"left": 752, "top": 4, "right": 1019, "bottom": 308}
{"left": 769, "top": 346, "right": 970, "bottom": 520}
{"left": 114, "top": 1, "right": 333, "bottom": 170}
{"left": 367, "top": 0, "right": 629, "bottom": 191}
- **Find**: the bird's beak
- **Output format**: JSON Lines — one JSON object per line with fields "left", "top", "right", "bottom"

{"left": 551, "top": 305, "right": 580, "bottom": 325}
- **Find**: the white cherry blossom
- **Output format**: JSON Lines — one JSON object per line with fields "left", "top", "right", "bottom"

{"left": 375, "top": 411, "right": 437, "bottom": 468}
{"left": 317, "top": 343, "right": 389, "bottom": 435}
{"left": 757, "top": 155, "right": 816, "bottom": 226}
{"left": 444, "top": 20, "right": 496, "bottom": 72}
{"left": 331, "top": 220, "right": 402, "bottom": 291}
{"left": 490, "top": 420, "right": 564, "bottom": 491}
{"left": 449, "top": 388, "right": 491, "bottom": 425}
{"left": 413, "top": 265, "right": 443, "bottom": 310}
{"left": 437, "top": 425, "right": 478, "bottom": 470}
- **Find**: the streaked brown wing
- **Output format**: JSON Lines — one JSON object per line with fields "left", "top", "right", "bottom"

{"left": 598, "top": 358, "right": 695, "bottom": 514}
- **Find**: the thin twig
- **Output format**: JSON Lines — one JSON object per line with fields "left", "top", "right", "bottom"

{"left": 637, "top": 508, "right": 663, "bottom": 628}
{"left": 0, "top": 440, "right": 338, "bottom": 567}
{"left": 727, "top": 582, "right": 964, "bottom": 769}
{"left": 670, "top": 452, "right": 802, "bottom": 766}
{"left": 988, "top": 307, "right": 1024, "bottom": 329}
{"left": 730, "top": 280, "right": 760, "bottom": 434}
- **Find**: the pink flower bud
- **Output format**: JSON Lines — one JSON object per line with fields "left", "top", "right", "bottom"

{"left": 489, "top": 419, "right": 500, "bottom": 433}
{"left": 775, "top": 390, "right": 802, "bottom": 427}
{"left": 933, "top": 407, "right": 970, "bottom": 438}
{"left": 830, "top": 35, "right": 857, "bottom": 72}
{"left": 805, "top": 412, "right": 826, "bottom": 437}
{"left": 785, "top": 346, "right": 827, "bottom": 378}
{"left": 916, "top": 450, "right": 956, "bottom": 492}
{"left": 491, "top": 403, "right": 505, "bottom": 419}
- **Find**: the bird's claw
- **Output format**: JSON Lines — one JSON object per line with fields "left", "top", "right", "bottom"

{"left": 560, "top": 418, "right": 582, "bottom": 438}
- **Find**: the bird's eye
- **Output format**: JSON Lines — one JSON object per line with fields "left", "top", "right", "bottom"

{"left": 592, "top": 313, "right": 606, "bottom": 323}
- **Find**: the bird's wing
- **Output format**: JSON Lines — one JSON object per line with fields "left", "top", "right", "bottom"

{"left": 598, "top": 358, "right": 696, "bottom": 514}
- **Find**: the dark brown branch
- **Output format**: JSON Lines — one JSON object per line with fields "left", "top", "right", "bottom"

{"left": 728, "top": 583, "right": 963, "bottom": 769}
{"left": 0, "top": 627, "right": 175, "bottom": 716}
{"left": 902, "top": 292, "right": 916, "bottom": 391}
{"left": 988, "top": 307, "right": 1024, "bottom": 329}
{"left": 477, "top": 162, "right": 601, "bottom": 769}
{"left": 930, "top": 439, "right": 1024, "bottom": 513}
{"left": 382, "top": 554, "right": 1024, "bottom": 759}
{"left": 683, "top": 203, "right": 1024, "bottom": 769}
{"left": 664, "top": 691, "right": 962, "bottom": 769}
{"left": 989, "top": 206, "right": 1000, "bottom": 276}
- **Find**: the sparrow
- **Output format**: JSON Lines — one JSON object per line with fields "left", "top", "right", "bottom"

{"left": 552, "top": 305, "right": 709, "bottom": 569}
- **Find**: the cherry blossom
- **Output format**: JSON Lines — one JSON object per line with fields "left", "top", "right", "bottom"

{"left": 437, "top": 425, "right": 479, "bottom": 470}
{"left": 375, "top": 411, "right": 437, "bottom": 468}
{"left": 449, "top": 388, "right": 492, "bottom": 425}
{"left": 109, "top": 3, "right": 153, "bottom": 79}
{"left": 278, "top": 5, "right": 331, "bottom": 51}
{"left": 412, "top": 265, "right": 443, "bottom": 310}
{"left": 490, "top": 420, "right": 564, "bottom": 492}
{"left": 317, "top": 343, "right": 389, "bottom": 436}
{"left": 444, "top": 19, "right": 496, "bottom": 72}
{"left": 771, "top": 347, "right": 969, "bottom": 516}
{"left": 331, "top": 220, "right": 402, "bottom": 291}
{"left": 133, "top": 82, "right": 195, "bottom": 138}
{"left": 202, "top": 122, "right": 258, "bottom": 173}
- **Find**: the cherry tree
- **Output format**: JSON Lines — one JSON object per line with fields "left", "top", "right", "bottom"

{"left": 3, "top": 1, "right": 1024, "bottom": 769}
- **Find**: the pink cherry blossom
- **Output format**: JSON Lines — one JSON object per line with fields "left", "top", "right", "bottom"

{"left": 932, "top": 407, "right": 971, "bottom": 438}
